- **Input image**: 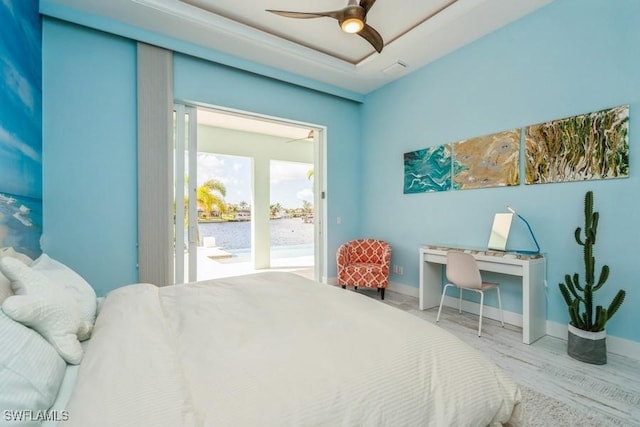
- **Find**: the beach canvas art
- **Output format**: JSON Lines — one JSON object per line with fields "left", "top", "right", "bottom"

{"left": 525, "top": 105, "right": 629, "bottom": 184}
{"left": 403, "top": 145, "right": 452, "bottom": 194}
{"left": 0, "top": 0, "right": 42, "bottom": 258}
{"left": 452, "top": 129, "right": 520, "bottom": 190}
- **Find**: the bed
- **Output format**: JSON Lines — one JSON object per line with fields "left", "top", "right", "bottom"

{"left": 0, "top": 248, "right": 521, "bottom": 426}
{"left": 58, "top": 271, "right": 521, "bottom": 426}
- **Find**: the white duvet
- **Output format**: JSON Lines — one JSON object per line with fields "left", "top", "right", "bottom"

{"left": 63, "top": 272, "right": 521, "bottom": 427}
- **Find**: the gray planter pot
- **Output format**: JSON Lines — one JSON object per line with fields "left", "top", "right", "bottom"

{"left": 567, "top": 324, "right": 607, "bottom": 365}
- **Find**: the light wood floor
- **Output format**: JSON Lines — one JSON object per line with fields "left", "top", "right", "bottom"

{"left": 353, "top": 288, "right": 640, "bottom": 426}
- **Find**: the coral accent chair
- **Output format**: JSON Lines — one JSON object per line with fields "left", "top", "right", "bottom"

{"left": 337, "top": 239, "right": 392, "bottom": 300}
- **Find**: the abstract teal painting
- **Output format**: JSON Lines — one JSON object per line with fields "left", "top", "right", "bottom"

{"left": 453, "top": 129, "right": 520, "bottom": 190}
{"left": 525, "top": 105, "right": 629, "bottom": 184}
{"left": 0, "top": 0, "right": 42, "bottom": 258}
{"left": 403, "top": 145, "right": 452, "bottom": 194}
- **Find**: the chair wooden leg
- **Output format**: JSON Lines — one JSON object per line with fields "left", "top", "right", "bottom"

{"left": 354, "top": 286, "right": 358, "bottom": 290}
{"left": 377, "top": 288, "right": 380, "bottom": 293}
{"left": 341, "top": 285, "right": 346, "bottom": 289}
{"left": 380, "top": 288, "right": 385, "bottom": 300}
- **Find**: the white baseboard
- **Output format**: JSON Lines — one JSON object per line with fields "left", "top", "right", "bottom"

{"left": 389, "top": 283, "right": 524, "bottom": 328}
{"left": 442, "top": 295, "right": 523, "bottom": 327}
{"left": 430, "top": 297, "right": 639, "bottom": 360}
{"left": 545, "top": 320, "right": 640, "bottom": 360}
{"left": 545, "top": 320, "right": 568, "bottom": 341}
{"left": 327, "top": 279, "right": 417, "bottom": 297}
{"left": 388, "top": 281, "right": 419, "bottom": 298}
{"left": 329, "top": 277, "right": 640, "bottom": 361}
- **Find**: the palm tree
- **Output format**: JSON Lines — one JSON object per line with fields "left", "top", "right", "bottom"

{"left": 302, "top": 200, "right": 313, "bottom": 214}
{"left": 227, "top": 204, "right": 238, "bottom": 215}
{"left": 196, "top": 179, "right": 227, "bottom": 218}
{"left": 270, "top": 202, "right": 283, "bottom": 218}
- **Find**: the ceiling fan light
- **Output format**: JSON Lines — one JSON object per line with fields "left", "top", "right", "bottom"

{"left": 341, "top": 18, "right": 364, "bottom": 33}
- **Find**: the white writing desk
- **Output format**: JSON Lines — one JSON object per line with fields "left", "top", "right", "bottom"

{"left": 419, "top": 244, "right": 546, "bottom": 344}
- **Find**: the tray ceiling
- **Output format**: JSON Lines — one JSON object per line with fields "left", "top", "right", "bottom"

{"left": 42, "top": 0, "right": 554, "bottom": 94}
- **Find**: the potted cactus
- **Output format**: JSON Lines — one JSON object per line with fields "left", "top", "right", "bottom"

{"left": 558, "top": 191, "right": 626, "bottom": 365}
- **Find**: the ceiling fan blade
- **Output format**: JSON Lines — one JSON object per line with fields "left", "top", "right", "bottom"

{"left": 358, "top": 24, "right": 384, "bottom": 53}
{"left": 285, "top": 129, "right": 314, "bottom": 143}
{"left": 359, "top": 0, "right": 377, "bottom": 14}
{"left": 266, "top": 9, "right": 341, "bottom": 20}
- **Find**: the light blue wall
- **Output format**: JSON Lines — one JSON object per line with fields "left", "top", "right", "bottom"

{"left": 361, "top": 0, "right": 640, "bottom": 343}
{"left": 42, "top": 20, "right": 138, "bottom": 296}
{"left": 40, "top": 0, "right": 639, "bottom": 344}
{"left": 39, "top": 1, "right": 363, "bottom": 103}
{"left": 42, "top": 19, "right": 363, "bottom": 294}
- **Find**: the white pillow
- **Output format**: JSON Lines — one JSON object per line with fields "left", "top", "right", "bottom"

{"left": 0, "top": 274, "right": 12, "bottom": 305}
{"left": 0, "top": 247, "right": 34, "bottom": 265}
{"left": 0, "top": 257, "right": 89, "bottom": 364}
{"left": 31, "top": 254, "right": 97, "bottom": 328}
{"left": 0, "top": 247, "right": 34, "bottom": 304}
{"left": 0, "top": 310, "right": 66, "bottom": 421}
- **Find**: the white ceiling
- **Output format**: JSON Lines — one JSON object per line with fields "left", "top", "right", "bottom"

{"left": 43, "top": 0, "right": 554, "bottom": 95}
{"left": 198, "top": 108, "right": 313, "bottom": 140}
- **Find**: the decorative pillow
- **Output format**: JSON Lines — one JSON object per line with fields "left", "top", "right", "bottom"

{"left": 0, "top": 257, "right": 89, "bottom": 364}
{"left": 0, "top": 247, "right": 34, "bottom": 304}
{"left": 0, "top": 310, "right": 66, "bottom": 421}
{"left": 0, "top": 247, "right": 33, "bottom": 265}
{"left": 0, "top": 274, "right": 12, "bottom": 305}
{"left": 31, "top": 254, "right": 97, "bottom": 328}
{"left": 0, "top": 271, "right": 13, "bottom": 305}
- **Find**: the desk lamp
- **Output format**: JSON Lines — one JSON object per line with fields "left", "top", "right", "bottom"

{"left": 507, "top": 206, "right": 540, "bottom": 254}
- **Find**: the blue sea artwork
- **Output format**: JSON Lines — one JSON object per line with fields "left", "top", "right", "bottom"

{"left": 403, "top": 145, "right": 452, "bottom": 194}
{"left": 0, "top": 192, "right": 42, "bottom": 259}
{"left": 0, "top": 0, "right": 42, "bottom": 256}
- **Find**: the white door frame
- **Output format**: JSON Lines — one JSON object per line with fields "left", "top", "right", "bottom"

{"left": 174, "top": 102, "right": 327, "bottom": 283}
{"left": 173, "top": 104, "right": 198, "bottom": 284}
{"left": 313, "top": 127, "right": 327, "bottom": 283}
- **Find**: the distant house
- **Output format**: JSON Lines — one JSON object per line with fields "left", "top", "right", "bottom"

{"left": 236, "top": 209, "right": 251, "bottom": 221}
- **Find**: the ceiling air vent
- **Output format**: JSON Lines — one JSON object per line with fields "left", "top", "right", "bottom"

{"left": 382, "top": 61, "right": 408, "bottom": 76}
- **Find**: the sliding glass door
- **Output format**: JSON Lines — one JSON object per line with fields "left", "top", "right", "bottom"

{"left": 174, "top": 105, "right": 197, "bottom": 284}
{"left": 174, "top": 103, "right": 326, "bottom": 284}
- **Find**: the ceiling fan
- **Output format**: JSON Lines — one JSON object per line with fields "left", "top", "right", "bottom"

{"left": 266, "top": 0, "right": 384, "bottom": 53}
{"left": 285, "top": 129, "right": 314, "bottom": 143}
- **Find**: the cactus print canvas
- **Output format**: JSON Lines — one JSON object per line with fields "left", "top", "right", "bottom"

{"left": 525, "top": 105, "right": 629, "bottom": 184}
{"left": 403, "top": 145, "right": 452, "bottom": 193}
{"left": 452, "top": 129, "right": 520, "bottom": 190}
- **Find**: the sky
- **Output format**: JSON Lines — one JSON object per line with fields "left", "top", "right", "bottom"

{"left": 0, "top": 0, "right": 42, "bottom": 199}
{"left": 197, "top": 153, "right": 313, "bottom": 209}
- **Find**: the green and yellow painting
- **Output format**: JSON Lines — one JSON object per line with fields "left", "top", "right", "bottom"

{"left": 403, "top": 145, "right": 452, "bottom": 194}
{"left": 452, "top": 129, "right": 520, "bottom": 190}
{"left": 525, "top": 105, "right": 629, "bottom": 184}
